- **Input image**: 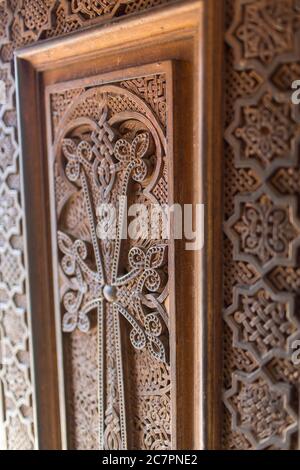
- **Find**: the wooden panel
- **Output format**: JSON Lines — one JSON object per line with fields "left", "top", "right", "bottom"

{"left": 0, "top": 0, "right": 177, "bottom": 451}
{"left": 14, "top": 0, "right": 224, "bottom": 450}
{"left": 46, "top": 63, "right": 174, "bottom": 450}
{"left": 2, "top": 0, "right": 300, "bottom": 452}
{"left": 222, "top": 0, "right": 300, "bottom": 450}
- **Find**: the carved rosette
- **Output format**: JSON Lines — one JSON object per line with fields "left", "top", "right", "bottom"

{"left": 49, "top": 75, "right": 171, "bottom": 450}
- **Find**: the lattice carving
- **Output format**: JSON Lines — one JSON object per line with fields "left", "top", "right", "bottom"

{"left": 226, "top": 0, "right": 300, "bottom": 68}
{"left": 223, "top": 0, "right": 300, "bottom": 450}
{"left": 224, "top": 144, "right": 260, "bottom": 219}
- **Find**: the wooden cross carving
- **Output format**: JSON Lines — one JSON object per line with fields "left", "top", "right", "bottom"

{"left": 54, "top": 87, "right": 169, "bottom": 449}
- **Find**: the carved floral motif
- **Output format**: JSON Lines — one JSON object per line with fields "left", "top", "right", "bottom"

{"left": 226, "top": 192, "right": 299, "bottom": 271}
{"left": 227, "top": 0, "right": 300, "bottom": 67}
{"left": 228, "top": 92, "right": 297, "bottom": 169}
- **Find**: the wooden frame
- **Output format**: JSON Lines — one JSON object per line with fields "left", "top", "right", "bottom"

{"left": 15, "top": 0, "right": 224, "bottom": 450}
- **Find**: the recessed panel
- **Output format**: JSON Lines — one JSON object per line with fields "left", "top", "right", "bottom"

{"left": 46, "top": 64, "right": 173, "bottom": 450}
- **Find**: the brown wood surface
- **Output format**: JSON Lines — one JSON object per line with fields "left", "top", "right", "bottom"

{"left": 15, "top": 0, "right": 224, "bottom": 450}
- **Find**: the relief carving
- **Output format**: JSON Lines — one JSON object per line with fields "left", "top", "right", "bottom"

{"left": 0, "top": 0, "right": 172, "bottom": 449}
{"left": 1, "top": 0, "right": 300, "bottom": 451}
{"left": 223, "top": 0, "right": 300, "bottom": 450}
{"left": 48, "top": 74, "right": 171, "bottom": 449}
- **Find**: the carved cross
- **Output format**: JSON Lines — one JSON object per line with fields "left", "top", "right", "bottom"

{"left": 56, "top": 103, "right": 168, "bottom": 449}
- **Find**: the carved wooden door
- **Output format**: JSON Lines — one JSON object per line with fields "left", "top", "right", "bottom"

{"left": 9, "top": 0, "right": 223, "bottom": 450}
{"left": 1, "top": 0, "right": 299, "bottom": 452}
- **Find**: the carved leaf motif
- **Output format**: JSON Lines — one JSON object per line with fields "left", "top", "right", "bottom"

{"left": 145, "top": 245, "right": 166, "bottom": 269}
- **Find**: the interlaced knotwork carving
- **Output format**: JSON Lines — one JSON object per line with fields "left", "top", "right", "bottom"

{"left": 269, "top": 266, "right": 300, "bottom": 293}
{"left": 120, "top": 75, "right": 167, "bottom": 126}
{"left": 271, "top": 62, "right": 300, "bottom": 91}
{"left": 49, "top": 74, "right": 170, "bottom": 450}
{"left": 225, "top": 371, "right": 297, "bottom": 449}
{"left": 271, "top": 167, "right": 300, "bottom": 195}
{"left": 267, "top": 356, "right": 300, "bottom": 386}
{"left": 225, "top": 283, "right": 299, "bottom": 363}
{"left": 223, "top": 0, "right": 300, "bottom": 450}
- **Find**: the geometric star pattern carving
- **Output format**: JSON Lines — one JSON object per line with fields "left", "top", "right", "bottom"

{"left": 226, "top": 0, "right": 300, "bottom": 68}
{"left": 225, "top": 190, "right": 300, "bottom": 273}
{"left": 223, "top": 0, "right": 300, "bottom": 450}
{"left": 226, "top": 90, "right": 298, "bottom": 170}
{"left": 225, "top": 281, "right": 300, "bottom": 363}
